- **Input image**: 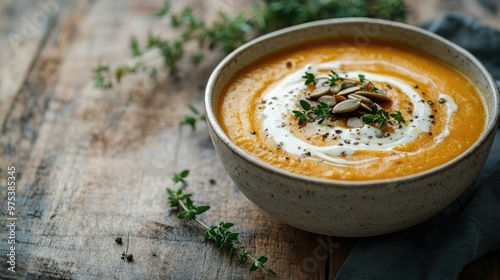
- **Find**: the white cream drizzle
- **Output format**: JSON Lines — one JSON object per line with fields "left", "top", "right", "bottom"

{"left": 261, "top": 60, "right": 457, "bottom": 165}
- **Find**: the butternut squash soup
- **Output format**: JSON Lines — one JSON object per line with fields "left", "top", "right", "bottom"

{"left": 218, "top": 40, "right": 486, "bottom": 180}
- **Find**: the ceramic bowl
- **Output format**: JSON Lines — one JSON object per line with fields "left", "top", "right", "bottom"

{"left": 204, "top": 18, "right": 500, "bottom": 237}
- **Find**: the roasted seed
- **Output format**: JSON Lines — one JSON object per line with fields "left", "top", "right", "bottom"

{"left": 355, "top": 91, "right": 392, "bottom": 102}
{"left": 309, "top": 86, "right": 331, "bottom": 99}
{"left": 330, "top": 84, "right": 341, "bottom": 94}
{"left": 337, "top": 86, "right": 362, "bottom": 96}
{"left": 349, "top": 93, "right": 373, "bottom": 104}
{"left": 341, "top": 82, "right": 357, "bottom": 90}
{"left": 318, "top": 95, "right": 336, "bottom": 107}
{"left": 374, "top": 128, "right": 385, "bottom": 138}
{"left": 307, "top": 113, "right": 317, "bottom": 122}
{"left": 335, "top": 95, "right": 347, "bottom": 103}
{"left": 360, "top": 103, "right": 373, "bottom": 112}
{"left": 373, "top": 103, "right": 384, "bottom": 111}
{"left": 332, "top": 99, "right": 361, "bottom": 114}
{"left": 347, "top": 117, "right": 364, "bottom": 128}
{"left": 315, "top": 77, "right": 329, "bottom": 87}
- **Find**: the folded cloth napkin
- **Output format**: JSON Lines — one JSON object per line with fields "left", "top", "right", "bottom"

{"left": 335, "top": 12, "right": 500, "bottom": 280}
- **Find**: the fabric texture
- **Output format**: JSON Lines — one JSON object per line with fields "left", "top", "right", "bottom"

{"left": 335, "top": 12, "right": 500, "bottom": 280}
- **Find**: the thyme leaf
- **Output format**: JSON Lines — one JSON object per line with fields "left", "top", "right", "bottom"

{"left": 390, "top": 111, "right": 405, "bottom": 124}
{"left": 362, "top": 109, "right": 404, "bottom": 126}
{"left": 180, "top": 105, "right": 206, "bottom": 131}
{"left": 167, "top": 170, "right": 276, "bottom": 275}
{"left": 302, "top": 72, "right": 317, "bottom": 86}
{"left": 292, "top": 110, "right": 308, "bottom": 125}
{"left": 327, "top": 70, "right": 342, "bottom": 85}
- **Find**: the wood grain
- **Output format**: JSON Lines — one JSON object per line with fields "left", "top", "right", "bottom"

{"left": 0, "top": 0, "right": 498, "bottom": 279}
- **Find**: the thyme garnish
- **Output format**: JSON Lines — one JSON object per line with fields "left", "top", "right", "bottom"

{"left": 180, "top": 105, "right": 206, "bottom": 131}
{"left": 294, "top": 70, "right": 405, "bottom": 128}
{"left": 167, "top": 170, "right": 276, "bottom": 275}
{"left": 390, "top": 110, "right": 405, "bottom": 124}
{"left": 362, "top": 109, "right": 404, "bottom": 126}
{"left": 292, "top": 100, "right": 312, "bottom": 125}
{"left": 327, "top": 70, "right": 343, "bottom": 85}
{"left": 313, "top": 102, "right": 331, "bottom": 124}
{"left": 302, "top": 72, "right": 317, "bottom": 86}
{"left": 292, "top": 100, "right": 332, "bottom": 125}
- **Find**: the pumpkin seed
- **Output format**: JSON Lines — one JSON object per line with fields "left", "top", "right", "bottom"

{"left": 347, "top": 117, "right": 364, "bottom": 128}
{"left": 373, "top": 103, "right": 384, "bottom": 111}
{"left": 315, "top": 77, "right": 329, "bottom": 87}
{"left": 332, "top": 99, "right": 361, "bottom": 114}
{"left": 309, "top": 86, "right": 331, "bottom": 99}
{"left": 349, "top": 93, "right": 373, "bottom": 105}
{"left": 355, "top": 91, "right": 392, "bottom": 102}
{"left": 337, "top": 86, "right": 362, "bottom": 96}
{"left": 374, "top": 128, "right": 385, "bottom": 138}
{"left": 318, "top": 95, "right": 336, "bottom": 107}
{"left": 341, "top": 82, "right": 357, "bottom": 90}
{"left": 359, "top": 103, "right": 373, "bottom": 112}
{"left": 307, "top": 113, "right": 317, "bottom": 122}
{"left": 330, "top": 84, "right": 341, "bottom": 94}
{"left": 335, "top": 95, "right": 347, "bottom": 103}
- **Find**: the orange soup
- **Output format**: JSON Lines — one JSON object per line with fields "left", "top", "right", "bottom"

{"left": 218, "top": 40, "right": 486, "bottom": 180}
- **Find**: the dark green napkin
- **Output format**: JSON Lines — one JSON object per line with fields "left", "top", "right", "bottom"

{"left": 335, "top": 12, "right": 500, "bottom": 280}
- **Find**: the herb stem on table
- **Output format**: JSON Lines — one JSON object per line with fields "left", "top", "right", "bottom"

{"left": 92, "top": 0, "right": 406, "bottom": 89}
{"left": 167, "top": 170, "right": 276, "bottom": 275}
{"left": 180, "top": 105, "right": 206, "bottom": 130}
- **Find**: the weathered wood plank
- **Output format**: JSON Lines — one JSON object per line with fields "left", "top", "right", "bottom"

{"left": 0, "top": 0, "right": 69, "bottom": 130}
{"left": 0, "top": 0, "right": 499, "bottom": 279}
{"left": 0, "top": 0, "right": 326, "bottom": 279}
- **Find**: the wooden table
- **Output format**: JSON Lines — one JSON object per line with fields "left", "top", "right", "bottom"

{"left": 1, "top": 0, "right": 499, "bottom": 279}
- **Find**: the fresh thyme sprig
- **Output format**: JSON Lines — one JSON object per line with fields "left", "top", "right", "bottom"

{"left": 302, "top": 72, "right": 317, "bottom": 86}
{"left": 166, "top": 170, "right": 276, "bottom": 275}
{"left": 172, "top": 169, "right": 190, "bottom": 186}
{"left": 93, "top": 64, "right": 113, "bottom": 90}
{"left": 327, "top": 70, "right": 343, "bottom": 85}
{"left": 313, "top": 102, "right": 331, "bottom": 124}
{"left": 292, "top": 100, "right": 312, "bottom": 125}
{"left": 390, "top": 110, "right": 405, "bottom": 124}
{"left": 362, "top": 109, "right": 404, "bottom": 126}
{"left": 93, "top": 0, "right": 406, "bottom": 89}
{"left": 292, "top": 100, "right": 332, "bottom": 125}
{"left": 155, "top": 2, "right": 170, "bottom": 17}
{"left": 362, "top": 108, "right": 389, "bottom": 125}
{"left": 180, "top": 105, "right": 206, "bottom": 131}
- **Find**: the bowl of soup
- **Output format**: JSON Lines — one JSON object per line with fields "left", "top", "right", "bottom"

{"left": 205, "top": 18, "right": 500, "bottom": 237}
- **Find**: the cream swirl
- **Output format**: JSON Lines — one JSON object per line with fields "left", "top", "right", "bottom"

{"left": 261, "top": 60, "right": 457, "bottom": 165}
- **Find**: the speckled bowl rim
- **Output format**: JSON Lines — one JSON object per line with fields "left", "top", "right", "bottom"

{"left": 205, "top": 18, "right": 500, "bottom": 189}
